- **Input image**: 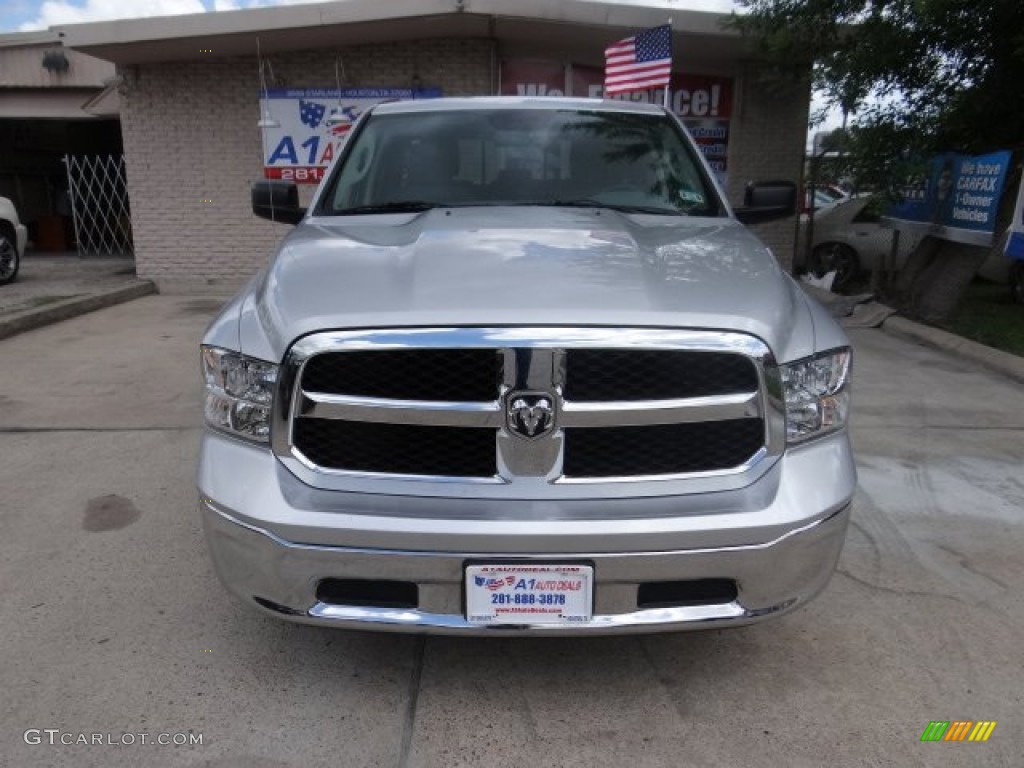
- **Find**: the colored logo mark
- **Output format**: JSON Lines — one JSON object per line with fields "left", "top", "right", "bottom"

{"left": 921, "top": 721, "right": 997, "bottom": 742}
{"left": 299, "top": 100, "right": 327, "bottom": 129}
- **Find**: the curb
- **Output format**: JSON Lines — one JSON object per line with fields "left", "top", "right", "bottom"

{"left": 881, "top": 314, "right": 1024, "bottom": 385}
{"left": 0, "top": 281, "right": 156, "bottom": 341}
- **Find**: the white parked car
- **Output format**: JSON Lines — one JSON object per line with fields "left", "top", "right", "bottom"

{"left": 799, "top": 195, "right": 921, "bottom": 289}
{"left": 0, "top": 196, "right": 27, "bottom": 285}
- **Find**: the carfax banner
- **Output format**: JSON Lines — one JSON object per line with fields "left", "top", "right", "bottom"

{"left": 260, "top": 87, "right": 442, "bottom": 184}
{"left": 883, "top": 150, "right": 1012, "bottom": 246}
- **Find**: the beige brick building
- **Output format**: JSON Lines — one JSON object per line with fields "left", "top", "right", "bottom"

{"left": 58, "top": 0, "right": 810, "bottom": 292}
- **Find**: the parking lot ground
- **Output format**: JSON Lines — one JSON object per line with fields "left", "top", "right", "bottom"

{"left": 0, "top": 253, "right": 153, "bottom": 341}
{"left": 1, "top": 295, "right": 1021, "bottom": 768}
{"left": 0, "top": 253, "right": 142, "bottom": 316}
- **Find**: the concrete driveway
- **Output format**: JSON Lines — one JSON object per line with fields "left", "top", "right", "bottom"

{"left": 1, "top": 295, "right": 1021, "bottom": 767}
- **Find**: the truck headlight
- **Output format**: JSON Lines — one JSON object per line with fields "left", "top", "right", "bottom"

{"left": 780, "top": 347, "right": 851, "bottom": 443}
{"left": 201, "top": 346, "right": 279, "bottom": 442}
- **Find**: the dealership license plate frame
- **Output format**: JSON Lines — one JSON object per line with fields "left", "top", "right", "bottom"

{"left": 464, "top": 563, "right": 594, "bottom": 626}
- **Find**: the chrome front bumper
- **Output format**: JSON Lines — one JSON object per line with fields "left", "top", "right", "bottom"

{"left": 202, "top": 501, "right": 849, "bottom": 635}
{"left": 198, "top": 430, "right": 854, "bottom": 636}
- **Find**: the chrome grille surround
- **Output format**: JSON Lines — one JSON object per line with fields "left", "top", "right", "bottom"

{"left": 271, "top": 328, "right": 786, "bottom": 500}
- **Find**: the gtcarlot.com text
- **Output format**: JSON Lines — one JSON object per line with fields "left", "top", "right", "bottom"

{"left": 24, "top": 729, "right": 203, "bottom": 746}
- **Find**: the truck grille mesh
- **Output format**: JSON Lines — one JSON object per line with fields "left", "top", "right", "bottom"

{"left": 563, "top": 420, "right": 764, "bottom": 478}
{"left": 564, "top": 349, "right": 758, "bottom": 401}
{"left": 302, "top": 349, "right": 501, "bottom": 401}
{"left": 293, "top": 419, "right": 497, "bottom": 477}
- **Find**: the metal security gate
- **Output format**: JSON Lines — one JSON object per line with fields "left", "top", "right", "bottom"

{"left": 64, "top": 154, "right": 133, "bottom": 256}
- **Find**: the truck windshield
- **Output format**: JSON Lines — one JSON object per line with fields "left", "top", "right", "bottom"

{"left": 320, "top": 108, "right": 721, "bottom": 217}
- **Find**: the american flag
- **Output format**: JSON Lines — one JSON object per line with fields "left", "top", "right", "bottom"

{"left": 604, "top": 24, "right": 673, "bottom": 95}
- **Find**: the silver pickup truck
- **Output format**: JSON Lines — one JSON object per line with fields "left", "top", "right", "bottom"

{"left": 199, "top": 97, "right": 855, "bottom": 635}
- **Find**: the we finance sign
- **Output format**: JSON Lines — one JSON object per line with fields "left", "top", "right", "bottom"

{"left": 260, "top": 88, "right": 442, "bottom": 184}
{"left": 500, "top": 60, "right": 733, "bottom": 186}
{"left": 501, "top": 60, "right": 731, "bottom": 117}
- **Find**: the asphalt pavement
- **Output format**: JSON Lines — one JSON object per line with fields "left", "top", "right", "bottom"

{"left": 0, "top": 295, "right": 1021, "bottom": 767}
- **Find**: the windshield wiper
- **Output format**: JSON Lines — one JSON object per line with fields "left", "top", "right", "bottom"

{"left": 335, "top": 201, "right": 441, "bottom": 215}
{"left": 518, "top": 199, "right": 683, "bottom": 216}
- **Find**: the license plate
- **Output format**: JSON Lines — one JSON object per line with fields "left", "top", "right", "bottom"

{"left": 465, "top": 564, "right": 594, "bottom": 626}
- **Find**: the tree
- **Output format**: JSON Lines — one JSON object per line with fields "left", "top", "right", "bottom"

{"left": 729, "top": 0, "right": 1024, "bottom": 321}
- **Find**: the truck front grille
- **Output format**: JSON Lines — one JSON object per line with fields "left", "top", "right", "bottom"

{"left": 276, "top": 328, "right": 781, "bottom": 496}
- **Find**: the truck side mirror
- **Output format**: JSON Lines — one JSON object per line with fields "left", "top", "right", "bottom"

{"left": 252, "top": 180, "right": 306, "bottom": 225}
{"left": 734, "top": 180, "right": 797, "bottom": 225}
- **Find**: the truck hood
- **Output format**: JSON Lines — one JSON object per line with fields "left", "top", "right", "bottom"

{"left": 238, "top": 207, "right": 816, "bottom": 362}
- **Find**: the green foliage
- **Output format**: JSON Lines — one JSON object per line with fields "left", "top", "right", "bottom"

{"left": 944, "top": 279, "right": 1024, "bottom": 357}
{"left": 730, "top": 0, "right": 1024, "bottom": 188}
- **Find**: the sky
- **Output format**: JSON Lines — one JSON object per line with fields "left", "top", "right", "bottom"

{"left": 2, "top": 0, "right": 736, "bottom": 33}
{"left": 3, "top": 0, "right": 302, "bottom": 31}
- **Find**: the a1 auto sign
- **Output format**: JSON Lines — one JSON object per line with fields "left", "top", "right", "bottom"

{"left": 500, "top": 60, "right": 733, "bottom": 186}
{"left": 260, "top": 87, "right": 442, "bottom": 184}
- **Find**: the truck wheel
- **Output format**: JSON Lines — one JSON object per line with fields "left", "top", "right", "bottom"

{"left": 0, "top": 227, "right": 19, "bottom": 285}
{"left": 810, "top": 242, "right": 859, "bottom": 290}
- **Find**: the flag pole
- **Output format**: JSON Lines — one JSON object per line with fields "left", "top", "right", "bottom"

{"left": 663, "top": 17, "right": 673, "bottom": 109}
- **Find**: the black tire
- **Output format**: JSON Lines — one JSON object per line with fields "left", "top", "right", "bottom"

{"left": 1011, "top": 262, "right": 1024, "bottom": 306}
{"left": 0, "top": 225, "right": 19, "bottom": 286}
{"left": 809, "top": 242, "right": 860, "bottom": 290}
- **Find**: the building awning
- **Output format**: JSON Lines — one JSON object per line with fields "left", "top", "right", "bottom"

{"left": 0, "top": 88, "right": 111, "bottom": 119}
{"left": 55, "top": 0, "right": 747, "bottom": 70}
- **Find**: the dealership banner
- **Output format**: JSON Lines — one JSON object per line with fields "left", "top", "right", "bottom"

{"left": 260, "top": 87, "right": 442, "bottom": 184}
{"left": 1005, "top": 176, "right": 1024, "bottom": 260}
{"left": 500, "top": 60, "right": 733, "bottom": 186}
{"left": 883, "top": 150, "right": 1012, "bottom": 246}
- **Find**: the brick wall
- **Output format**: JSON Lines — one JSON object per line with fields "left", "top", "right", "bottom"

{"left": 119, "top": 39, "right": 494, "bottom": 292}
{"left": 725, "top": 62, "right": 811, "bottom": 269}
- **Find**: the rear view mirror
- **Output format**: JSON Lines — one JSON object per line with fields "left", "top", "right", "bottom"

{"left": 252, "top": 180, "right": 305, "bottom": 225}
{"left": 734, "top": 181, "right": 797, "bottom": 225}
